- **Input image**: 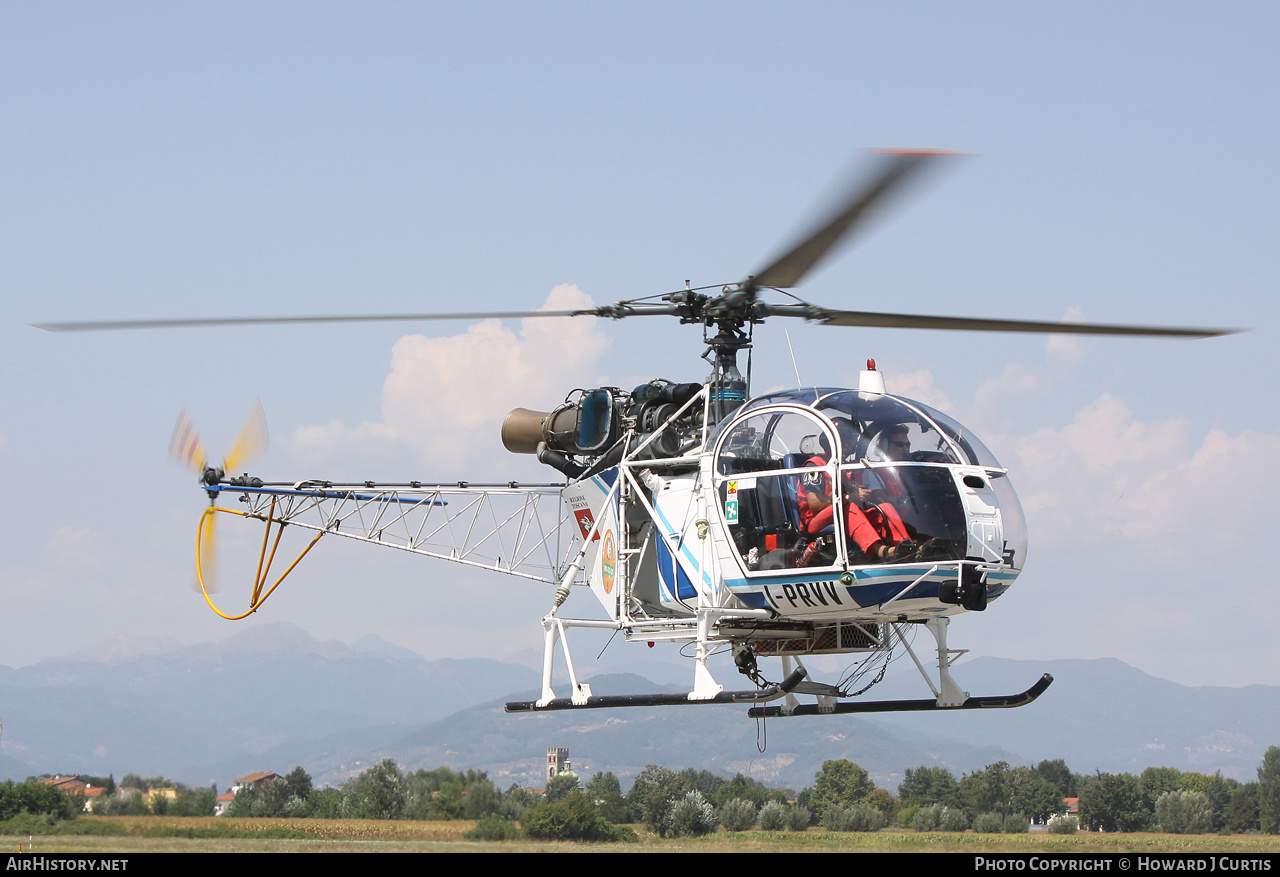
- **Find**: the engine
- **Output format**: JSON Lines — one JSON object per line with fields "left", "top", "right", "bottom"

{"left": 501, "top": 380, "right": 703, "bottom": 478}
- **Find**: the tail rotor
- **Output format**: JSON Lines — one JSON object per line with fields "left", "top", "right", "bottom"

{"left": 169, "top": 401, "right": 269, "bottom": 594}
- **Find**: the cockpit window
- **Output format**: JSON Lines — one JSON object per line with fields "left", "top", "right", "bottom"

{"left": 911, "top": 402, "right": 1004, "bottom": 468}
{"left": 812, "top": 392, "right": 965, "bottom": 465}
{"left": 715, "top": 409, "right": 835, "bottom": 476}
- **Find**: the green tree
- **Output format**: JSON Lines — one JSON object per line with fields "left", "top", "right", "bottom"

{"left": 960, "top": 761, "right": 1012, "bottom": 817}
{"left": 227, "top": 777, "right": 306, "bottom": 818}
{"left": 1007, "top": 767, "right": 1065, "bottom": 823}
{"left": 627, "top": 765, "right": 683, "bottom": 836}
{"left": 1034, "top": 759, "right": 1077, "bottom": 799}
{"left": 1226, "top": 784, "right": 1259, "bottom": 833}
{"left": 283, "top": 766, "right": 313, "bottom": 803}
{"left": 586, "top": 772, "right": 621, "bottom": 798}
{"left": 1079, "top": 772, "right": 1147, "bottom": 832}
{"left": 544, "top": 772, "right": 580, "bottom": 803}
{"left": 867, "top": 787, "right": 898, "bottom": 821}
{"left": 500, "top": 784, "right": 540, "bottom": 821}
{"left": 666, "top": 790, "right": 719, "bottom": 837}
{"left": 758, "top": 801, "right": 787, "bottom": 831}
{"left": 1258, "top": 746, "right": 1280, "bottom": 834}
{"left": 190, "top": 786, "right": 217, "bottom": 817}
{"left": 809, "top": 759, "right": 874, "bottom": 820}
{"left": 898, "top": 765, "right": 961, "bottom": 809}
{"left": 717, "top": 773, "right": 781, "bottom": 809}
{"left": 309, "top": 788, "right": 346, "bottom": 819}
{"left": 521, "top": 792, "right": 634, "bottom": 842}
{"left": 342, "top": 758, "right": 406, "bottom": 819}
{"left": 586, "top": 772, "right": 629, "bottom": 824}
{"left": 675, "top": 768, "right": 728, "bottom": 803}
{"left": 0, "top": 780, "right": 79, "bottom": 821}
{"left": 1139, "top": 766, "right": 1183, "bottom": 813}
{"left": 463, "top": 777, "right": 501, "bottom": 819}
{"left": 719, "top": 798, "right": 758, "bottom": 832}
{"left": 913, "top": 803, "right": 968, "bottom": 832}
{"left": 1156, "top": 790, "right": 1212, "bottom": 834}
{"left": 1197, "top": 772, "right": 1239, "bottom": 832}
{"left": 93, "top": 790, "right": 146, "bottom": 816}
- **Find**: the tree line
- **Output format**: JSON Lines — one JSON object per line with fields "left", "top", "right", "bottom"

{"left": 16, "top": 744, "right": 1280, "bottom": 838}
{"left": 201, "top": 746, "right": 1280, "bottom": 838}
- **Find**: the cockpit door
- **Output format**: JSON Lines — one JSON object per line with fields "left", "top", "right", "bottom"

{"left": 713, "top": 406, "right": 843, "bottom": 576}
{"left": 957, "top": 470, "right": 1004, "bottom": 563}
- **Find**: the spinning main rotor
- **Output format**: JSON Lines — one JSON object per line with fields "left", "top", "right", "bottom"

{"left": 33, "top": 150, "right": 1235, "bottom": 344}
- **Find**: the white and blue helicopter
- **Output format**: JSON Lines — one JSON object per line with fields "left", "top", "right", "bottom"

{"left": 36, "top": 151, "right": 1234, "bottom": 717}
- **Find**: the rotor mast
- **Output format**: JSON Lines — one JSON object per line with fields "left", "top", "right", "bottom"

{"left": 660, "top": 283, "right": 760, "bottom": 427}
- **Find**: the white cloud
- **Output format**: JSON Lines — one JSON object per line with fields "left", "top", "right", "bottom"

{"left": 887, "top": 369, "right": 954, "bottom": 412}
{"left": 1005, "top": 393, "right": 1280, "bottom": 558}
{"left": 1043, "top": 306, "right": 1096, "bottom": 364}
{"left": 971, "top": 361, "right": 1042, "bottom": 421}
{"left": 287, "top": 285, "right": 610, "bottom": 470}
{"left": 43, "top": 526, "right": 103, "bottom": 565}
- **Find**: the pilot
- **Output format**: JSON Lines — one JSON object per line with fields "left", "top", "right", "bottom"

{"left": 853, "top": 423, "right": 910, "bottom": 506}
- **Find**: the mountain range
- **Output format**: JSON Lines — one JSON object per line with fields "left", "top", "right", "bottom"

{"left": 0, "top": 624, "right": 1274, "bottom": 792}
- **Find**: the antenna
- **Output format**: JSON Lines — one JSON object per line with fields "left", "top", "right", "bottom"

{"left": 784, "top": 328, "right": 803, "bottom": 389}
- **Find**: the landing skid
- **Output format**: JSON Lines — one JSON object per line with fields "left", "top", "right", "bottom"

{"left": 505, "top": 669, "right": 808, "bottom": 712}
{"left": 512, "top": 592, "right": 1054, "bottom": 717}
{"left": 746, "top": 673, "right": 1053, "bottom": 717}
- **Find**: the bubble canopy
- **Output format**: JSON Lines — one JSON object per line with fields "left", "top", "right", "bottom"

{"left": 710, "top": 388, "right": 1027, "bottom": 575}
{"left": 720, "top": 388, "right": 1004, "bottom": 468}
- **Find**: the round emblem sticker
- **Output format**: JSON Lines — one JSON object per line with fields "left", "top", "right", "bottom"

{"left": 601, "top": 530, "right": 616, "bottom": 594}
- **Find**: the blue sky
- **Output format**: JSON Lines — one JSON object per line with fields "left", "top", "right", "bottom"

{"left": 2, "top": 3, "right": 1277, "bottom": 689}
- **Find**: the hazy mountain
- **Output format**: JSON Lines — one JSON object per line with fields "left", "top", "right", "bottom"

{"left": 1, "top": 626, "right": 1275, "bottom": 790}
{"left": 872, "top": 656, "right": 1280, "bottom": 782}
{"left": 0, "top": 624, "right": 537, "bottom": 786}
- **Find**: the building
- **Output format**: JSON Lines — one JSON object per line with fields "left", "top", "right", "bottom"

{"left": 546, "top": 748, "right": 571, "bottom": 782}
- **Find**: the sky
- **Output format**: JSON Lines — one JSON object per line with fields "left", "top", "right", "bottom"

{"left": 1, "top": 2, "right": 1278, "bottom": 690}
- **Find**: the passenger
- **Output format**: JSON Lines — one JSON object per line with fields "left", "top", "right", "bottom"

{"left": 795, "top": 449, "right": 836, "bottom": 568}
{"left": 797, "top": 464, "right": 833, "bottom": 535}
{"left": 795, "top": 439, "right": 915, "bottom": 564}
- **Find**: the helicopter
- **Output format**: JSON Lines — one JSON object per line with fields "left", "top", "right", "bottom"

{"left": 34, "top": 150, "right": 1235, "bottom": 717}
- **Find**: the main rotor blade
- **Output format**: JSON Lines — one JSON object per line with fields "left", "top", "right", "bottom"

{"left": 746, "top": 149, "right": 955, "bottom": 293}
{"left": 31, "top": 309, "right": 595, "bottom": 332}
{"left": 812, "top": 308, "right": 1237, "bottom": 337}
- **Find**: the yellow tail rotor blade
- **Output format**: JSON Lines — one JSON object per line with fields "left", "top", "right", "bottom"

{"left": 223, "top": 400, "right": 268, "bottom": 474}
{"left": 195, "top": 507, "right": 219, "bottom": 595}
{"left": 169, "top": 409, "right": 207, "bottom": 474}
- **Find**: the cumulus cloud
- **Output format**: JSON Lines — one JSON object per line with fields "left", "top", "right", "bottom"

{"left": 970, "top": 362, "right": 1042, "bottom": 422}
{"left": 887, "top": 345, "right": 1278, "bottom": 572}
{"left": 287, "top": 285, "right": 610, "bottom": 471}
{"left": 1043, "top": 306, "right": 1096, "bottom": 364}
{"left": 44, "top": 526, "right": 102, "bottom": 560}
{"left": 1005, "top": 394, "right": 1280, "bottom": 557}
{"left": 886, "top": 369, "right": 954, "bottom": 412}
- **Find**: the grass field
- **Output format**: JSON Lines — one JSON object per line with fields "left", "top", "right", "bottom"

{"left": 4, "top": 817, "right": 1280, "bottom": 853}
